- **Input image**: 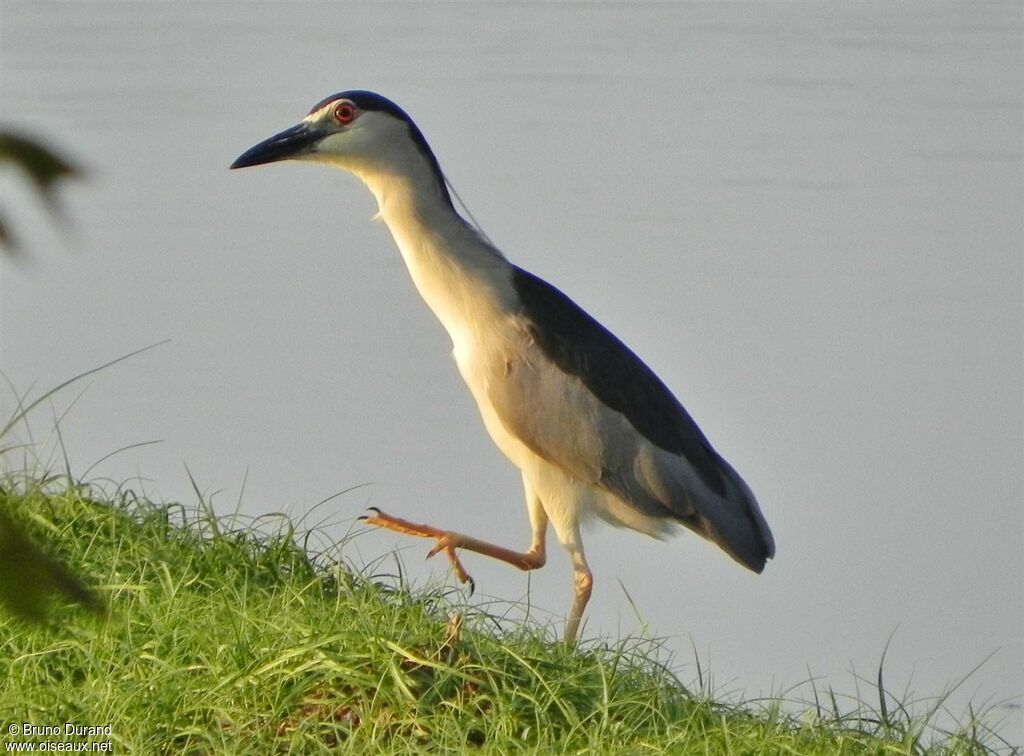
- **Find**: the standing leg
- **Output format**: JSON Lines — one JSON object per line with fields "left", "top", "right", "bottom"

{"left": 544, "top": 503, "right": 592, "bottom": 645}
{"left": 563, "top": 539, "right": 593, "bottom": 645}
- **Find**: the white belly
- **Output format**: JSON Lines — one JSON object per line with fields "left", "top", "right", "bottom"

{"left": 451, "top": 325, "right": 537, "bottom": 472}
{"left": 449, "top": 323, "right": 661, "bottom": 545}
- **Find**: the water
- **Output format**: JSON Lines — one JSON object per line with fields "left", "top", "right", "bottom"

{"left": 2, "top": 1, "right": 1021, "bottom": 745}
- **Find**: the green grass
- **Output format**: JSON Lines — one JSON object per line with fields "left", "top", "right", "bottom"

{"left": 0, "top": 476, "right": 1013, "bottom": 754}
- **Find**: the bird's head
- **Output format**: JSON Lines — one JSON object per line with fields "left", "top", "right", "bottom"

{"left": 230, "top": 90, "right": 452, "bottom": 206}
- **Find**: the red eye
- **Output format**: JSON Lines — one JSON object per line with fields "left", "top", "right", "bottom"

{"left": 333, "top": 101, "right": 357, "bottom": 125}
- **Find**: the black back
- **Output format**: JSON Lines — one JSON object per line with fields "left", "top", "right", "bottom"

{"left": 511, "top": 266, "right": 728, "bottom": 498}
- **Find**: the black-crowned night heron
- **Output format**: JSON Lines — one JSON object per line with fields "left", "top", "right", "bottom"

{"left": 231, "top": 90, "right": 775, "bottom": 642}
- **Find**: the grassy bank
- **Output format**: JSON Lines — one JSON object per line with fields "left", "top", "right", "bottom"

{"left": 0, "top": 477, "right": 1010, "bottom": 754}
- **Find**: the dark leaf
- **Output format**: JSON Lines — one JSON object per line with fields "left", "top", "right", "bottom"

{"left": 0, "top": 509, "right": 102, "bottom": 623}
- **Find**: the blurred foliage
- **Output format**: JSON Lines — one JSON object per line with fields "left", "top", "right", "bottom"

{"left": 0, "top": 504, "right": 100, "bottom": 623}
{"left": 0, "top": 130, "right": 81, "bottom": 252}
{"left": 0, "top": 128, "right": 97, "bottom": 623}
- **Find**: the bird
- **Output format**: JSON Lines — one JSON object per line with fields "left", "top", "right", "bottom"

{"left": 231, "top": 90, "right": 775, "bottom": 643}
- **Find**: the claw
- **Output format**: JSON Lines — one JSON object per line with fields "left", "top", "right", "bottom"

{"left": 422, "top": 538, "right": 475, "bottom": 590}
{"left": 357, "top": 506, "right": 382, "bottom": 522}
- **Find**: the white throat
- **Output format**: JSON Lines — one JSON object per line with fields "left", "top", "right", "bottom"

{"left": 350, "top": 156, "right": 514, "bottom": 347}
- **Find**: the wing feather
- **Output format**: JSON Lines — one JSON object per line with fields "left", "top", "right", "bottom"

{"left": 484, "top": 267, "right": 775, "bottom": 571}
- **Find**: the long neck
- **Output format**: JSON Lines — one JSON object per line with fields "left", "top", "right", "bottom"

{"left": 353, "top": 161, "right": 514, "bottom": 344}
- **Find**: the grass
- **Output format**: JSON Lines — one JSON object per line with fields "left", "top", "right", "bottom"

{"left": 0, "top": 474, "right": 1015, "bottom": 754}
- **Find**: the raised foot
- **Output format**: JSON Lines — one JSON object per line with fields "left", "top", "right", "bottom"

{"left": 358, "top": 507, "right": 476, "bottom": 593}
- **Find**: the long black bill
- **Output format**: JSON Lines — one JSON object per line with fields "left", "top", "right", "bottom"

{"left": 230, "top": 123, "right": 327, "bottom": 169}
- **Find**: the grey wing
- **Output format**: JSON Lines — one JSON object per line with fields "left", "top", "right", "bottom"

{"left": 486, "top": 267, "right": 775, "bottom": 573}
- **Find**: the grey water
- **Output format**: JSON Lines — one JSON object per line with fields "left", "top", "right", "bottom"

{"left": 1, "top": 1, "right": 1021, "bottom": 745}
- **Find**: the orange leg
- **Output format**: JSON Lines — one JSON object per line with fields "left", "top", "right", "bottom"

{"left": 359, "top": 507, "right": 546, "bottom": 594}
